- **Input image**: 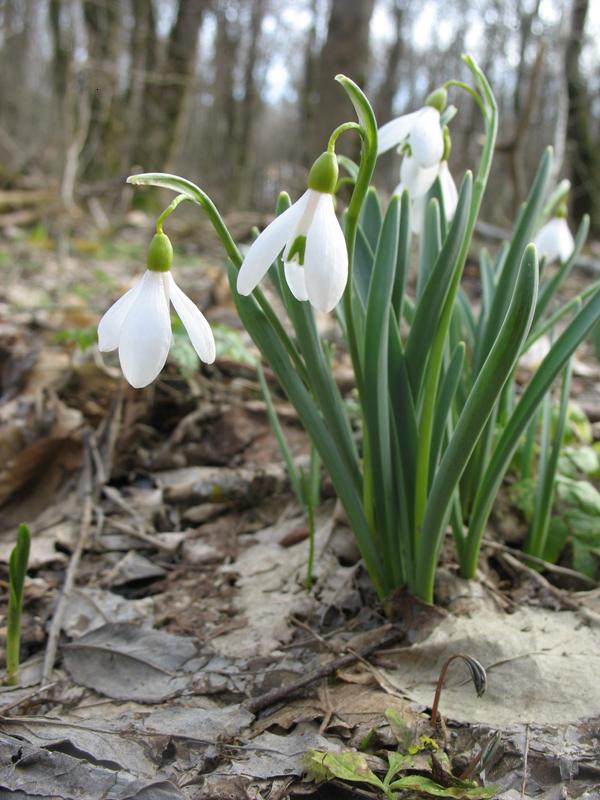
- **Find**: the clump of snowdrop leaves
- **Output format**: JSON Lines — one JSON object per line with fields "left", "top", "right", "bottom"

{"left": 378, "top": 87, "right": 458, "bottom": 234}
{"left": 98, "top": 231, "right": 215, "bottom": 388}
{"left": 534, "top": 212, "right": 575, "bottom": 265}
{"left": 237, "top": 151, "right": 348, "bottom": 312}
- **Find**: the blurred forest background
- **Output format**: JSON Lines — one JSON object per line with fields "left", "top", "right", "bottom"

{"left": 0, "top": 0, "right": 599, "bottom": 236}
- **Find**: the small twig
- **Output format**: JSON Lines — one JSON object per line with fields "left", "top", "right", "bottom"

{"left": 245, "top": 624, "right": 404, "bottom": 714}
{"left": 0, "top": 682, "right": 57, "bottom": 715}
{"left": 42, "top": 434, "right": 94, "bottom": 684}
{"left": 483, "top": 538, "right": 597, "bottom": 586}
{"left": 499, "top": 551, "right": 600, "bottom": 626}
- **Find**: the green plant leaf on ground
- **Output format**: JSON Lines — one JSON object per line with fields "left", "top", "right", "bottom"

{"left": 305, "top": 751, "right": 385, "bottom": 791}
{"left": 389, "top": 775, "right": 496, "bottom": 798}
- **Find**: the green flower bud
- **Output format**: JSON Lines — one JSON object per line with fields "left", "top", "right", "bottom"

{"left": 147, "top": 232, "right": 173, "bottom": 272}
{"left": 425, "top": 87, "right": 448, "bottom": 113}
{"left": 556, "top": 200, "right": 568, "bottom": 219}
{"left": 307, "top": 151, "right": 339, "bottom": 195}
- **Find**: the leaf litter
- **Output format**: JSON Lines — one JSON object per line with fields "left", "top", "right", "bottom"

{"left": 1, "top": 235, "right": 600, "bottom": 799}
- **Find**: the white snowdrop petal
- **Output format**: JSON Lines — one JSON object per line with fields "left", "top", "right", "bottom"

{"left": 377, "top": 110, "right": 422, "bottom": 155}
{"left": 167, "top": 273, "right": 216, "bottom": 364}
{"left": 439, "top": 161, "right": 458, "bottom": 221}
{"left": 119, "top": 271, "right": 172, "bottom": 388}
{"left": 304, "top": 194, "right": 348, "bottom": 312}
{"left": 557, "top": 218, "right": 575, "bottom": 263}
{"left": 98, "top": 279, "right": 144, "bottom": 352}
{"left": 410, "top": 107, "right": 444, "bottom": 168}
{"left": 534, "top": 217, "right": 574, "bottom": 265}
{"left": 399, "top": 155, "right": 439, "bottom": 199}
{"left": 284, "top": 262, "right": 309, "bottom": 301}
{"left": 237, "top": 193, "right": 309, "bottom": 295}
{"left": 282, "top": 190, "right": 318, "bottom": 260}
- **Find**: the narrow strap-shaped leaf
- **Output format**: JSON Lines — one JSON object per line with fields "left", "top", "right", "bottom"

{"left": 228, "top": 261, "right": 387, "bottom": 596}
{"left": 525, "top": 277, "right": 600, "bottom": 350}
{"left": 353, "top": 224, "right": 375, "bottom": 311}
{"left": 462, "top": 284, "right": 600, "bottom": 580}
{"left": 404, "top": 172, "right": 473, "bottom": 400}
{"left": 359, "top": 186, "right": 383, "bottom": 252}
{"left": 363, "top": 196, "right": 402, "bottom": 581}
{"left": 257, "top": 365, "right": 303, "bottom": 505}
{"left": 392, "top": 190, "right": 411, "bottom": 320}
{"left": 429, "top": 342, "right": 466, "bottom": 486}
{"left": 474, "top": 148, "right": 551, "bottom": 375}
{"left": 388, "top": 314, "right": 418, "bottom": 562}
{"left": 415, "top": 245, "right": 539, "bottom": 601}
{"left": 276, "top": 269, "right": 362, "bottom": 496}
{"left": 416, "top": 198, "right": 442, "bottom": 302}
{"left": 533, "top": 215, "right": 589, "bottom": 327}
{"left": 525, "top": 358, "right": 572, "bottom": 557}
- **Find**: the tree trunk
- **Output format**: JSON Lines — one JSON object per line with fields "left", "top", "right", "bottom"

{"left": 137, "top": 0, "right": 208, "bottom": 172}
{"left": 312, "top": 0, "right": 376, "bottom": 155}
{"left": 375, "top": 0, "right": 404, "bottom": 126}
{"left": 229, "top": 0, "right": 266, "bottom": 207}
{"left": 125, "top": 0, "right": 158, "bottom": 171}
{"left": 565, "top": 0, "right": 600, "bottom": 231}
{"left": 81, "top": 0, "right": 122, "bottom": 179}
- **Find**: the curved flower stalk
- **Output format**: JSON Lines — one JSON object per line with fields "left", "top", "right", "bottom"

{"left": 534, "top": 216, "right": 575, "bottom": 264}
{"left": 98, "top": 231, "right": 215, "bottom": 388}
{"left": 237, "top": 152, "right": 348, "bottom": 312}
{"left": 378, "top": 89, "right": 457, "bottom": 233}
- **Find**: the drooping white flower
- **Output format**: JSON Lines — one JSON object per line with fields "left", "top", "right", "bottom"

{"left": 98, "top": 233, "right": 215, "bottom": 388}
{"left": 534, "top": 217, "right": 575, "bottom": 265}
{"left": 378, "top": 90, "right": 457, "bottom": 236}
{"left": 237, "top": 152, "right": 348, "bottom": 313}
{"left": 378, "top": 106, "right": 444, "bottom": 168}
{"left": 405, "top": 159, "right": 458, "bottom": 235}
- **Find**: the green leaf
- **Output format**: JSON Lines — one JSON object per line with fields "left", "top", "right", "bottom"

{"left": 417, "top": 197, "right": 442, "bottom": 302}
{"left": 533, "top": 215, "right": 589, "bottom": 327}
{"left": 360, "top": 186, "right": 383, "bottom": 252}
{"left": 405, "top": 172, "right": 473, "bottom": 400}
{"left": 475, "top": 148, "right": 552, "bottom": 376}
{"left": 305, "top": 751, "right": 385, "bottom": 791}
{"left": 463, "top": 283, "right": 600, "bottom": 579}
{"left": 389, "top": 775, "right": 496, "bottom": 798}
{"left": 363, "top": 195, "right": 402, "bottom": 581}
{"left": 227, "top": 262, "right": 386, "bottom": 597}
{"left": 543, "top": 517, "right": 569, "bottom": 563}
{"left": 418, "top": 244, "right": 538, "bottom": 600}
{"left": 337, "top": 153, "right": 359, "bottom": 181}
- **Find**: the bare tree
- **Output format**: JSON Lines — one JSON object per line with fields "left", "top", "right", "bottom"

{"left": 312, "top": 0, "right": 377, "bottom": 154}
{"left": 566, "top": 0, "right": 600, "bottom": 231}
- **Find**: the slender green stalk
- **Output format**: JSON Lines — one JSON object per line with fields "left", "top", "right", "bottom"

{"left": 6, "top": 523, "right": 31, "bottom": 685}
{"left": 525, "top": 359, "right": 572, "bottom": 557}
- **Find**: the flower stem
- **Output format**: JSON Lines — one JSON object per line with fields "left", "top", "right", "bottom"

{"left": 327, "top": 122, "right": 363, "bottom": 153}
{"left": 156, "top": 194, "right": 188, "bottom": 233}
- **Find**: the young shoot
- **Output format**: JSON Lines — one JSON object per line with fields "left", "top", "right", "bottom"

{"left": 5, "top": 523, "right": 31, "bottom": 686}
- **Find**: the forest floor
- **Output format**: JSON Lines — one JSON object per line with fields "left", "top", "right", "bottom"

{"left": 1, "top": 210, "right": 600, "bottom": 800}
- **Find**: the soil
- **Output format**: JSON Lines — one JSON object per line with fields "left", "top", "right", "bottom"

{"left": 1, "top": 218, "right": 599, "bottom": 800}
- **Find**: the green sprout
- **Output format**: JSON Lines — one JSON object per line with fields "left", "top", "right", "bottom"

{"left": 5, "top": 523, "right": 31, "bottom": 686}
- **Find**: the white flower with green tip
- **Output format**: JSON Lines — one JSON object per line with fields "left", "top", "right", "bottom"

{"left": 237, "top": 152, "right": 348, "bottom": 313}
{"left": 98, "top": 232, "right": 215, "bottom": 388}
{"left": 378, "top": 88, "right": 458, "bottom": 234}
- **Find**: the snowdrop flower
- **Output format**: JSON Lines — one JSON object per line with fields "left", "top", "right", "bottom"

{"left": 378, "top": 89, "right": 457, "bottom": 235}
{"left": 237, "top": 151, "right": 348, "bottom": 313}
{"left": 534, "top": 216, "right": 574, "bottom": 265}
{"left": 98, "top": 232, "right": 215, "bottom": 388}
